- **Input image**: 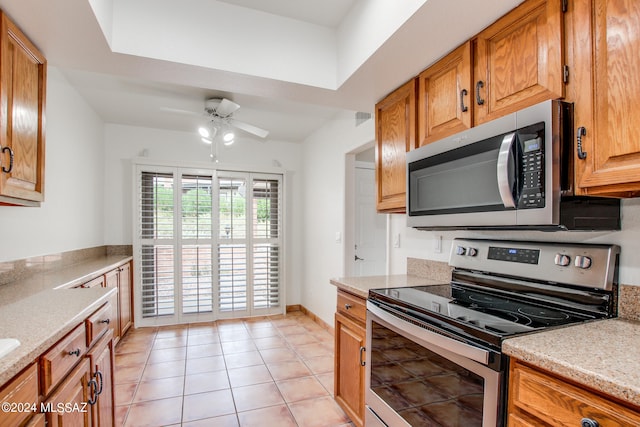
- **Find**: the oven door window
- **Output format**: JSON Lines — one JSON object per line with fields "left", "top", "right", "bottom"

{"left": 370, "top": 320, "right": 484, "bottom": 426}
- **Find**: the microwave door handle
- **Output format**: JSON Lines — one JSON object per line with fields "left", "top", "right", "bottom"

{"left": 497, "top": 133, "right": 516, "bottom": 208}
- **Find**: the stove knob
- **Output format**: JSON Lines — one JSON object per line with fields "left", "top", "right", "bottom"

{"left": 467, "top": 247, "right": 478, "bottom": 257}
{"left": 455, "top": 246, "right": 466, "bottom": 256}
{"left": 575, "top": 255, "right": 592, "bottom": 269}
{"left": 554, "top": 253, "right": 571, "bottom": 267}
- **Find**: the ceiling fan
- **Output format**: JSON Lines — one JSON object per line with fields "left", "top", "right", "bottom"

{"left": 167, "top": 98, "right": 270, "bottom": 145}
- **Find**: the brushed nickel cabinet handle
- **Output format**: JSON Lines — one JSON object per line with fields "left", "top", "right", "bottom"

{"left": 68, "top": 348, "right": 81, "bottom": 357}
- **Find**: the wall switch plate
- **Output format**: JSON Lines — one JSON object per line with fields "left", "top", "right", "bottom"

{"left": 393, "top": 233, "right": 400, "bottom": 248}
{"left": 434, "top": 235, "right": 442, "bottom": 253}
{"left": 335, "top": 232, "right": 342, "bottom": 243}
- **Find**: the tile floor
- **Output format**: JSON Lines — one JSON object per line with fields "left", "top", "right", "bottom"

{"left": 114, "top": 311, "right": 353, "bottom": 427}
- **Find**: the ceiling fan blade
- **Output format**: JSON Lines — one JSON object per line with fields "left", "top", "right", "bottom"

{"left": 216, "top": 98, "right": 241, "bottom": 117}
{"left": 228, "top": 118, "right": 269, "bottom": 138}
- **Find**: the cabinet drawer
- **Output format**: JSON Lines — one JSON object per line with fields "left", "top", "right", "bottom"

{"left": 0, "top": 363, "right": 38, "bottom": 427}
{"left": 86, "top": 303, "right": 112, "bottom": 348}
{"left": 41, "top": 324, "right": 88, "bottom": 396}
{"left": 80, "top": 275, "right": 105, "bottom": 289}
{"left": 510, "top": 362, "right": 640, "bottom": 427}
{"left": 337, "top": 290, "right": 366, "bottom": 323}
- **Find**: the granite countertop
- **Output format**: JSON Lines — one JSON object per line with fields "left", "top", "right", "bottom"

{"left": 503, "top": 318, "right": 640, "bottom": 408}
{"left": 330, "top": 274, "right": 447, "bottom": 299}
{"left": 0, "top": 255, "right": 131, "bottom": 387}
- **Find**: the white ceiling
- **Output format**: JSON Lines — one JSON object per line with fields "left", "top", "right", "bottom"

{"left": 0, "top": 0, "right": 523, "bottom": 143}
{"left": 218, "top": 0, "right": 357, "bottom": 27}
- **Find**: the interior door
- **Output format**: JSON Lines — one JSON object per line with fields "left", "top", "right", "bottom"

{"left": 354, "top": 165, "right": 386, "bottom": 276}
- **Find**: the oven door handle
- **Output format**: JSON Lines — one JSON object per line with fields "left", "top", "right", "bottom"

{"left": 497, "top": 132, "right": 517, "bottom": 209}
{"left": 367, "top": 302, "right": 490, "bottom": 365}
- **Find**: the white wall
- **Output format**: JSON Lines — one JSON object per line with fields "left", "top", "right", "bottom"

{"left": 0, "top": 67, "right": 106, "bottom": 262}
{"left": 300, "top": 112, "right": 375, "bottom": 324}
{"left": 388, "top": 199, "right": 640, "bottom": 286}
{"left": 102, "top": 124, "right": 304, "bottom": 304}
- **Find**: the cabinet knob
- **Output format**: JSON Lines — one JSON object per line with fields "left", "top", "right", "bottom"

{"left": 581, "top": 418, "right": 599, "bottom": 427}
{"left": 344, "top": 304, "right": 352, "bottom": 310}
{"left": 68, "top": 348, "right": 81, "bottom": 357}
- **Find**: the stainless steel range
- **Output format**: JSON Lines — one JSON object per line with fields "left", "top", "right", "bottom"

{"left": 365, "top": 238, "right": 619, "bottom": 427}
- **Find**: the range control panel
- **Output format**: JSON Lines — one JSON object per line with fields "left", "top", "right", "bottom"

{"left": 450, "top": 238, "right": 619, "bottom": 291}
{"left": 487, "top": 246, "right": 540, "bottom": 264}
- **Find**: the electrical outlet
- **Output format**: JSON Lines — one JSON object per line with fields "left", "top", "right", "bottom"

{"left": 393, "top": 233, "right": 400, "bottom": 248}
{"left": 335, "top": 232, "right": 342, "bottom": 243}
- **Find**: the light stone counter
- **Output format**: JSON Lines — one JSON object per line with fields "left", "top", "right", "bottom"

{"left": 330, "top": 274, "right": 447, "bottom": 299}
{"left": 0, "top": 255, "right": 131, "bottom": 387}
{"left": 503, "top": 318, "right": 640, "bottom": 408}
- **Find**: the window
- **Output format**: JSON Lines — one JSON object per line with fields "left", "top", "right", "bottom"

{"left": 135, "top": 166, "right": 283, "bottom": 325}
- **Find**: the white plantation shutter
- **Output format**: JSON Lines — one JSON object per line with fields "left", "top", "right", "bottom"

{"left": 181, "top": 175, "right": 214, "bottom": 314}
{"left": 139, "top": 171, "right": 176, "bottom": 318}
{"left": 135, "top": 165, "right": 283, "bottom": 324}
{"left": 252, "top": 178, "right": 281, "bottom": 309}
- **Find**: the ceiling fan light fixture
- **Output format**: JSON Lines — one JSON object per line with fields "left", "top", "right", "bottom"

{"left": 222, "top": 129, "right": 235, "bottom": 145}
{"left": 198, "top": 126, "right": 210, "bottom": 138}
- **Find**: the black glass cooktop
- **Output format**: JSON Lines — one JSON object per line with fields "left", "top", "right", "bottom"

{"left": 368, "top": 283, "right": 598, "bottom": 348}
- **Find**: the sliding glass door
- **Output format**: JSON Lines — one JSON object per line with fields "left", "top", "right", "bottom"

{"left": 135, "top": 166, "right": 283, "bottom": 326}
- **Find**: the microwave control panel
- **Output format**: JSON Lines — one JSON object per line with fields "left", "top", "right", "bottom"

{"left": 518, "top": 128, "right": 545, "bottom": 209}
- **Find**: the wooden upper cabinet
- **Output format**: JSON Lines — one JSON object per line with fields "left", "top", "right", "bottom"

{"left": 473, "top": 0, "right": 564, "bottom": 125}
{"left": 0, "top": 12, "right": 46, "bottom": 206}
{"left": 375, "top": 79, "right": 417, "bottom": 213}
{"left": 418, "top": 41, "right": 473, "bottom": 146}
{"left": 569, "top": 0, "right": 640, "bottom": 195}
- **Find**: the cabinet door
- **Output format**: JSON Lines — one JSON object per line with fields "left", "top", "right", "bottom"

{"left": 474, "top": 0, "right": 564, "bottom": 125}
{"left": 0, "top": 12, "right": 46, "bottom": 204}
{"left": 104, "top": 270, "right": 121, "bottom": 343}
{"left": 570, "top": 0, "right": 640, "bottom": 195}
{"left": 334, "top": 312, "right": 365, "bottom": 427}
{"left": 418, "top": 41, "right": 473, "bottom": 146}
{"left": 375, "top": 79, "right": 417, "bottom": 213}
{"left": 88, "top": 333, "right": 114, "bottom": 427}
{"left": 45, "top": 358, "right": 93, "bottom": 427}
{"left": 118, "top": 262, "right": 133, "bottom": 337}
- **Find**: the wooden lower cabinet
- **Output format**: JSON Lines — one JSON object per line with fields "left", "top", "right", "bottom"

{"left": 0, "top": 363, "right": 39, "bottom": 427}
{"left": 44, "top": 358, "right": 93, "bottom": 427}
{"left": 88, "top": 332, "right": 115, "bottom": 427}
{"left": 334, "top": 290, "right": 367, "bottom": 427}
{"left": 104, "top": 261, "right": 133, "bottom": 343}
{"left": 118, "top": 262, "right": 133, "bottom": 337}
{"left": 508, "top": 360, "right": 640, "bottom": 426}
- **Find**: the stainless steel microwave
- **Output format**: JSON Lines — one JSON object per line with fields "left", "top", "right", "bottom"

{"left": 406, "top": 100, "right": 620, "bottom": 230}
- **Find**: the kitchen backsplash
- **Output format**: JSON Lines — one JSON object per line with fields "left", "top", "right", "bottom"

{"left": 0, "top": 245, "right": 133, "bottom": 286}
{"left": 619, "top": 285, "right": 640, "bottom": 321}
{"left": 407, "top": 257, "right": 453, "bottom": 282}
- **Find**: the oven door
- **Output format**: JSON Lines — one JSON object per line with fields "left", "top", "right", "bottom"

{"left": 366, "top": 303, "right": 504, "bottom": 427}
